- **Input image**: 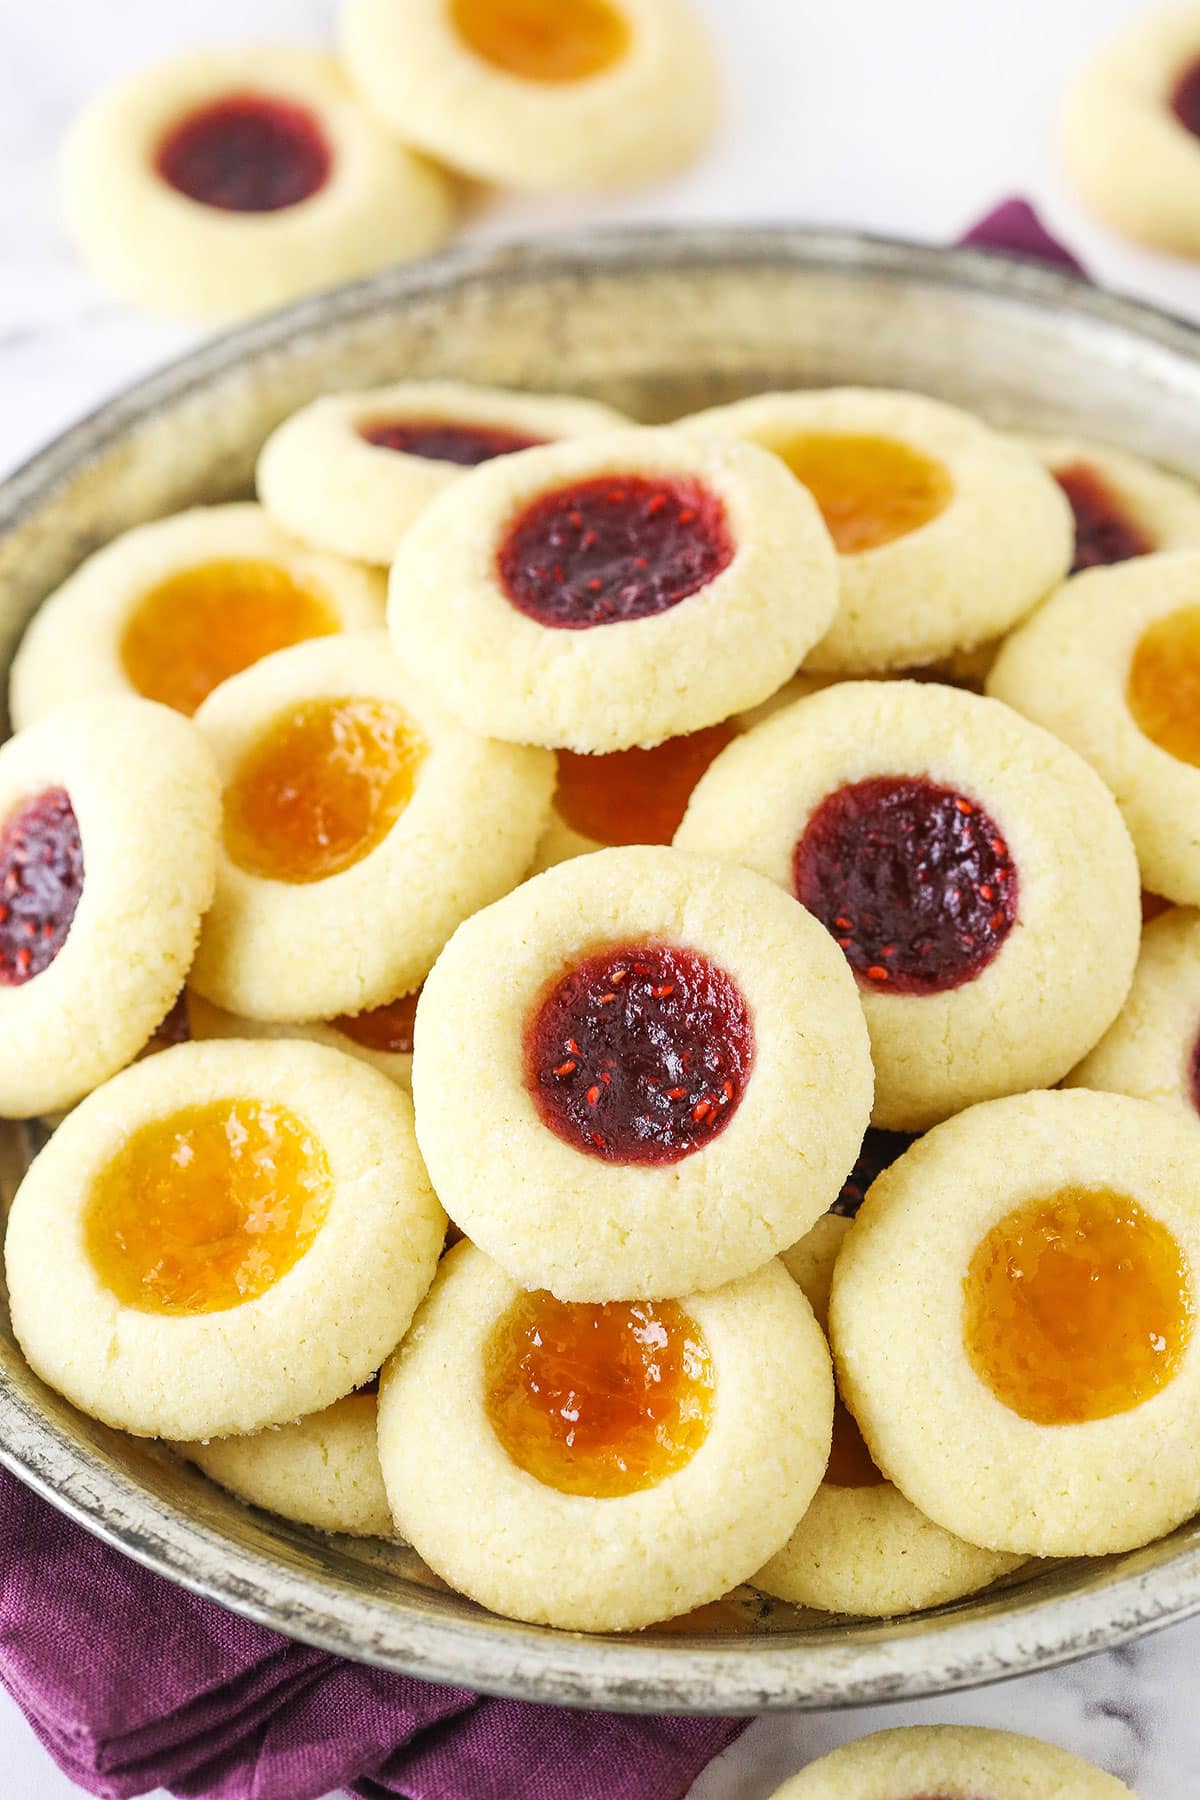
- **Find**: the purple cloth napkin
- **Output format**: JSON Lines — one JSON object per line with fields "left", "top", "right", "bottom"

{"left": 0, "top": 196, "right": 1080, "bottom": 1800}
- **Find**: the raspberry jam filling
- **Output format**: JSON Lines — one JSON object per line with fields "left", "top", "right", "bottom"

{"left": 1172, "top": 57, "right": 1200, "bottom": 138}
{"left": 484, "top": 1292, "right": 714, "bottom": 1496}
{"left": 963, "top": 1186, "right": 1194, "bottom": 1425}
{"left": 498, "top": 475, "right": 734, "bottom": 630}
{"left": 121, "top": 559, "right": 338, "bottom": 717}
{"left": 826, "top": 1396, "right": 883, "bottom": 1488}
{"left": 85, "top": 1099, "right": 331, "bottom": 1315}
{"left": 156, "top": 94, "right": 331, "bottom": 212}
{"left": 773, "top": 432, "right": 953, "bottom": 554}
{"left": 524, "top": 942, "right": 753, "bottom": 1164}
{"left": 833, "top": 1126, "right": 917, "bottom": 1218}
{"left": 332, "top": 988, "right": 420, "bottom": 1056}
{"left": 0, "top": 789, "right": 84, "bottom": 987}
{"left": 1127, "top": 605, "right": 1200, "bottom": 767}
{"left": 555, "top": 722, "right": 737, "bottom": 847}
{"left": 223, "top": 697, "right": 426, "bottom": 884}
{"left": 450, "top": 0, "right": 630, "bottom": 82}
{"left": 793, "top": 776, "right": 1019, "bottom": 996}
{"left": 359, "top": 418, "right": 546, "bottom": 465}
{"left": 1055, "top": 461, "right": 1153, "bottom": 573}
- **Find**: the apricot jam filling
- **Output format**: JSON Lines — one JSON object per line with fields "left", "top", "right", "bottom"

{"left": 1127, "top": 606, "right": 1200, "bottom": 767}
{"left": 0, "top": 788, "right": 84, "bottom": 987}
{"left": 826, "top": 1396, "right": 883, "bottom": 1488}
{"left": 120, "top": 558, "right": 338, "bottom": 717}
{"left": 525, "top": 941, "right": 753, "bottom": 1164}
{"left": 85, "top": 1099, "right": 332, "bottom": 1315}
{"left": 793, "top": 776, "right": 1019, "bottom": 996}
{"left": 498, "top": 474, "right": 734, "bottom": 629}
{"left": 1055, "top": 461, "right": 1152, "bottom": 574}
{"left": 1172, "top": 58, "right": 1200, "bottom": 139}
{"left": 963, "top": 1187, "right": 1193, "bottom": 1426}
{"left": 772, "top": 433, "right": 952, "bottom": 554}
{"left": 156, "top": 94, "right": 331, "bottom": 211}
{"left": 555, "top": 722, "right": 737, "bottom": 846}
{"left": 484, "top": 1292, "right": 714, "bottom": 1496}
{"left": 359, "top": 418, "right": 546, "bottom": 464}
{"left": 223, "top": 697, "right": 427, "bottom": 884}
{"left": 450, "top": 0, "right": 630, "bottom": 83}
{"left": 332, "top": 988, "right": 420, "bottom": 1056}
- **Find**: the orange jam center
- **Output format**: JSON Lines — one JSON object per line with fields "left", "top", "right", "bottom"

{"left": 223, "top": 697, "right": 426, "bottom": 884}
{"left": 120, "top": 559, "right": 338, "bottom": 716}
{"left": 963, "top": 1186, "right": 1193, "bottom": 1426}
{"left": 332, "top": 989, "right": 420, "bottom": 1056}
{"left": 85, "top": 1098, "right": 331, "bottom": 1315}
{"left": 772, "top": 433, "right": 953, "bottom": 554}
{"left": 825, "top": 1396, "right": 883, "bottom": 1488}
{"left": 555, "top": 721, "right": 737, "bottom": 846}
{"left": 450, "top": 0, "right": 630, "bottom": 81}
{"left": 1127, "top": 606, "right": 1200, "bottom": 767}
{"left": 485, "top": 1292, "right": 714, "bottom": 1496}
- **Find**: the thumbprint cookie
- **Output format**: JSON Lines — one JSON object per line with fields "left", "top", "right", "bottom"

{"left": 1068, "top": 906, "right": 1200, "bottom": 1130}
{"left": 187, "top": 989, "right": 419, "bottom": 1091}
{"left": 770, "top": 1724, "right": 1133, "bottom": 1799}
{"left": 339, "top": 0, "right": 718, "bottom": 194}
{"left": 10, "top": 504, "right": 384, "bottom": 728}
{"left": 1018, "top": 434, "right": 1200, "bottom": 573}
{"left": 387, "top": 427, "right": 839, "bottom": 752}
{"left": 412, "top": 845, "right": 873, "bottom": 1300}
{"left": 5, "top": 1040, "right": 445, "bottom": 1441}
{"left": 62, "top": 47, "right": 454, "bottom": 321}
{"left": 0, "top": 699, "right": 219, "bottom": 1119}
{"left": 258, "top": 382, "right": 629, "bottom": 566}
{"left": 679, "top": 388, "right": 1072, "bottom": 672}
{"left": 189, "top": 632, "right": 553, "bottom": 1021}
{"left": 376, "top": 1242, "right": 832, "bottom": 1632}
{"left": 989, "top": 549, "right": 1200, "bottom": 905}
{"left": 677, "top": 680, "right": 1140, "bottom": 1130}
{"left": 830, "top": 1089, "right": 1200, "bottom": 1557}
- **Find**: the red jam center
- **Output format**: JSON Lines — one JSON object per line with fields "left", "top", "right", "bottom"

{"left": 1172, "top": 57, "right": 1200, "bottom": 138}
{"left": 555, "top": 722, "right": 737, "bottom": 846}
{"left": 0, "top": 789, "right": 84, "bottom": 987}
{"left": 497, "top": 475, "right": 734, "bottom": 630}
{"left": 1055, "top": 462, "right": 1153, "bottom": 574}
{"left": 359, "top": 418, "right": 547, "bottom": 465}
{"left": 833, "top": 1126, "right": 917, "bottom": 1217}
{"left": 793, "top": 776, "right": 1019, "bottom": 996}
{"left": 331, "top": 989, "right": 420, "bottom": 1056}
{"left": 156, "top": 94, "right": 331, "bottom": 212}
{"left": 524, "top": 942, "right": 753, "bottom": 1164}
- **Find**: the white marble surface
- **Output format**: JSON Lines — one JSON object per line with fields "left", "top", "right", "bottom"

{"left": 3, "top": 0, "right": 1200, "bottom": 1795}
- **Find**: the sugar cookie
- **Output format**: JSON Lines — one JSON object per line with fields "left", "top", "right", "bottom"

{"left": 770, "top": 1724, "right": 1132, "bottom": 1799}
{"left": 1068, "top": 906, "right": 1200, "bottom": 1132}
{"left": 1018, "top": 433, "right": 1200, "bottom": 573}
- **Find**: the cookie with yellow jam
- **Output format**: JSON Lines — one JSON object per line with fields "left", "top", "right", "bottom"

{"left": 770, "top": 1724, "right": 1133, "bottom": 1799}
{"left": 1068, "top": 906, "right": 1200, "bottom": 1131}
{"left": 187, "top": 989, "right": 418, "bottom": 1091}
{"left": 189, "top": 632, "right": 554, "bottom": 1021}
{"left": 376, "top": 1242, "right": 832, "bottom": 1632}
{"left": 1018, "top": 433, "right": 1200, "bottom": 572}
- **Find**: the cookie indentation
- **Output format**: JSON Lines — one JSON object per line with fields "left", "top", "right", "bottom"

{"left": 0, "top": 789, "right": 84, "bottom": 987}
{"left": 555, "top": 722, "right": 736, "bottom": 846}
{"left": 156, "top": 94, "right": 331, "bottom": 212}
{"left": 359, "top": 417, "right": 546, "bottom": 465}
{"left": 1056, "top": 461, "right": 1153, "bottom": 573}
{"left": 1127, "top": 605, "right": 1200, "bottom": 767}
{"left": 774, "top": 432, "right": 952, "bottom": 554}
{"left": 1172, "top": 56, "right": 1200, "bottom": 139}
{"left": 450, "top": 0, "right": 630, "bottom": 83}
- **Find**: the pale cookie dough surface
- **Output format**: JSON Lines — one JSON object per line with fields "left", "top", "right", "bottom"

{"left": 1068, "top": 906, "right": 1200, "bottom": 1129}
{"left": 186, "top": 991, "right": 414, "bottom": 1090}
{"left": 412, "top": 845, "right": 873, "bottom": 1300}
{"left": 258, "top": 382, "right": 629, "bottom": 566}
{"left": 1063, "top": 6, "right": 1200, "bottom": 258}
{"left": 988, "top": 550, "right": 1200, "bottom": 905}
{"left": 190, "top": 632, "right": 554, "bottom": 1020}
{"left": 377, "top": 1244, "right": 832, "bottom": 1632}
{"left": 830, "top": 1088, "right": 1200, "bottom": 1557}
{"left": 680, "top": 388, "right": 1072, "bottom": 672}
{"left": 677, "top": 681, "right": 1140, "bottom": 1130}
{"left": 0, "top": 698, "right": 220, "bottom": 1119}
{"left": 5, "top": 1040, "right": 445, "bottom": 1441}
{"left": 1018, "top": 432, "right": 1200, "bottom": 563}
{"left": 61, "top": 46, "right": 454, "bottom": 322}
{"left": 10, "top": 503, "right": 384, "bottom": 730}
{"left": 339, "top": 0, "right": 718, "bottom": 193}
{"left": 178, "top": 1390, "right": 392, "bottom": 1538}
{"left": 771, "top": 1724, "right": 1133, "bottom": 1798}
{"left": 387, "top": 427, "right": 840, "bottom": 753}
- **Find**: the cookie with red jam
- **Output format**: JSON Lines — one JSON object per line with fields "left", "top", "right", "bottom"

{"left": 770, "top": 1724, "right": 1133, "bottom": 1799}
{"left": 412, "top": 845, "right": 873, "bottom": 1300}
{"left": 187, "top": 988, "right": 420, "bottom": 1091}
{"left": 1068, "top": 905, "right": 1200, "bottom": 1130}
{"left": 376, "top": 1241, "right": 832, "bottom": 1632}
{"left": 1018, "top": 434, "right": 1200, "bottom": 573}
{"left": 677, "top": 680, "right": 1140, "bottom": 1130}
{"left": 61, "top": 47, "right": 454, "bottom": 321}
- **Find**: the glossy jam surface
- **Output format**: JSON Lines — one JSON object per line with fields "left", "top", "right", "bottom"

{"left": 555, "top": 722, "right": 737, "bottom": 846}
{"left": 156, "top": 94, "right": 331, "bottom": 211}
{"left": 498, "top": 474, "right": 734, "bottom": 630}
{"left": 450, "top": 0, "right": 630, "bottom": 82}
{"left": 1172, "top": 57, "right": 1200, "bottom": 138}
{"left": 964, "top": 1187, "right": 1193, "bottom": 1425}
{"left": 0, "top": 789, "right": 84, "bottom": 986}
{"left": 359, "top": 417, "right": 546, "bottom": 464}
{"left": 773, "top": 432, "right": 952, "bottom": 554}
{"left": 85, "top": 1099, "right": 332, "bottom": 1315}
{"left": 223, "top": 698, "right": 426, "bottom": 884}
{"left": 485, "top": 1291, "right": 714, "bottom": 1496}
{"left": 525, "top": 942, "right": 753, "bottom": 1163}
{"left": 121, "top": 559, "right": 338, "bottom": 717}
{"left": 1127, "top": 606, "right": 1200, "bottom": 767}
{"left": 332, "top": 989, "right": 420, "bottom": 1056}
{"left": 794, "top": 776, "right": 1019, "bottom": 996}
{"left": 826, "top": 1396, "right": 883, "bottom": 1488}
{"left": 1055, "top": 461, "right": 1153, "bottom": 574}
{"left": 833, "top": 1126, "right": 917, "bottom": 1218}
